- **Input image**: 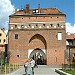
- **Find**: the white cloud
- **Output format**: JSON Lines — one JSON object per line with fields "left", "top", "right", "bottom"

{"left": 66, "top": 22, "right": 75, "bottom": 33}
{"left": 0, "top": 0, "right": 15, "bottom": 30}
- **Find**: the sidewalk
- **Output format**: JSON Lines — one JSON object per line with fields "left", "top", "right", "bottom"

{"left": 6, "top": 65, "right": 60, "bottom": 75}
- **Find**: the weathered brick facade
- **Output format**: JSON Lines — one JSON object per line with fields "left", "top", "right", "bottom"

{"left": 8, "top": 4, "right": 66, "bottom": 65}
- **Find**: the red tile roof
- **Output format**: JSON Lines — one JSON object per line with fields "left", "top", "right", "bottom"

{"left": 29, "top": 8, "right": 64, "bottom": 14}
{"left": 66, "top": 33, "right": 75, "bottom": 40}
{"left": 12, "top": 8, "right": 65, "bottom": 16}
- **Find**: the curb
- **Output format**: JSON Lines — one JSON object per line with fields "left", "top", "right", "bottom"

{"left": 55, "top": 69, "right": 71, "bottom": 75}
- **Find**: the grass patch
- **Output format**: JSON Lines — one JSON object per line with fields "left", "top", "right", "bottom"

{"left": 62, "top": 69, "right": 75, "bottom": 75}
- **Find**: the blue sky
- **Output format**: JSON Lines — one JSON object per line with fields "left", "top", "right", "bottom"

{"left": 11, "top": 0, "right": 74, "bottom": 25}
{"left": 0, "top": 0, "right": 75, "bottom": 33}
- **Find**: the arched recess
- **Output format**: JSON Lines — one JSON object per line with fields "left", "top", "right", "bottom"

{"left": 29, "top": 34, "right": 47, "bottom": 49}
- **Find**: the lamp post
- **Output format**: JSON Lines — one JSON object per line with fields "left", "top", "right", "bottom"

{"left": 69, "top": 47, "right": 70, "bottom": 65}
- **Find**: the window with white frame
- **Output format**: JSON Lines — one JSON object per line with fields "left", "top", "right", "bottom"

{"left": 57, "top": 32, "right": 62, "bottom": 40}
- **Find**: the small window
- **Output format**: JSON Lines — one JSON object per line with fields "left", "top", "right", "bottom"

{"left": 0, "top": 33, "right": 2, "bottom": 36}
{"left": 57, "top": 32, "right": 62, "bottom": 40}
{"left": 50, "top": 24, "right": 53, "bottom": 27}
{"left": 0, "top": 39, "right": 1, "bottom": 43}
{"left": 3, "top": 39, "right": 5, "bottom": 43}
{"left": 57, "top": 24, "right": 60, "bottom": 27}
{"left": 43, "top": 24, "right": 45, "bottom": 26}
{"left": 15, "top": 34, "right": 18, "bottom": 39}
{"left": 15, "top": 25, "right": 17, "bottom": 28}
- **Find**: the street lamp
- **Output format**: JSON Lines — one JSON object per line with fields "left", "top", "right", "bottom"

{"left": 69, "top": 47, "right": 70, "bottom": 65}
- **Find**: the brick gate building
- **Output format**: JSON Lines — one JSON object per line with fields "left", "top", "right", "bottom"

{"left": 8, "top": 4, "right": 66, "bottom": 65}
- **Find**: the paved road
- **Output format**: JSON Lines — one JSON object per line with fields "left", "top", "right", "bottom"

{"left": 6, "top": 65, "right": 60, "bottom": 75}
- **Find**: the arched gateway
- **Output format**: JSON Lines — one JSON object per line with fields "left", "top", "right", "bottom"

{"left": 28, "top": 34, "right": 47, "bottom": 65}
{"left": 29, "top": 48, "right": 46, "bottom": 65}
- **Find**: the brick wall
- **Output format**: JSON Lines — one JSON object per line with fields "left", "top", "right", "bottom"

{"left": 8, "top": 28, "right": 66, "bottom": 65}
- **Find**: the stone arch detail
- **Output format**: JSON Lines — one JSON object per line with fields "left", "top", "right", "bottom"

{"left": 29, "top": 34, "right": 47, "bottom": 49}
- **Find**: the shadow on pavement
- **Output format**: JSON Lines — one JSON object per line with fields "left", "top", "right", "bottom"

{"left": 22, "top": 74, "right": 30, "bottom": 75}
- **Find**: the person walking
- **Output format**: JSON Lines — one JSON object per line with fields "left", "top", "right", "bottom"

{"left": 24, "top": 60, "right": 29, "bottom": 75}
{"left": 34, "top": 60, "right": 38, "bottom": 68}
{"left": 30, "top": 58, "right": 35, "bottom": 75}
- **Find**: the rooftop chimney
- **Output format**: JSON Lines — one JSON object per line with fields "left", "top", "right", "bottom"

{"left": 38, "top": 4, "right": 40, "bottom": 13}
{"left": 26, "top": 4, "right": 29, "bottom": 14}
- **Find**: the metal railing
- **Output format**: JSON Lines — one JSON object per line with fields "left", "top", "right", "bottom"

{"left": 0, "top": 63, "right": 20, "bottom": 75}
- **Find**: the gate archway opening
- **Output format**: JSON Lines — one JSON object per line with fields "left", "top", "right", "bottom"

{"left": 29, "top": 48, "right": 46, "bottom": 65}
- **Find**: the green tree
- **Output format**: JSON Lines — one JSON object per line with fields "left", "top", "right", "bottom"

{"left": 0, "top": 51, "right": 5, "bottom": 66}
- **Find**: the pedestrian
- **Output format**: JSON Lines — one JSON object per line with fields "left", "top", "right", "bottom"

{"left": 30, "top": 58, "right": 35, "bottom": 75}
{"left": 24, "top": 60, "right": 29, "bottom": 75}
{"left": 34, "top": 60, "right": 38, "bottom": 68}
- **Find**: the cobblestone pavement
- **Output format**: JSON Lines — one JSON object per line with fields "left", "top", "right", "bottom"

{"left": 6, "top": 65, "right": 60, "bottom": 75}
